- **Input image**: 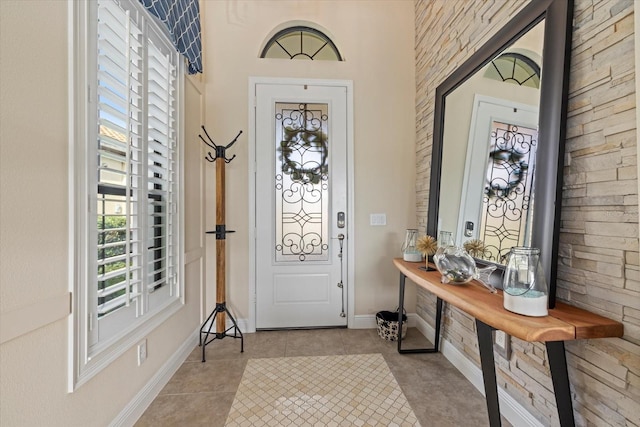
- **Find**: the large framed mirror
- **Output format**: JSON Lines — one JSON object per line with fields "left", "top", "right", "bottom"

{"left": 426, "top": 0, "right": 573, "bottom": 308}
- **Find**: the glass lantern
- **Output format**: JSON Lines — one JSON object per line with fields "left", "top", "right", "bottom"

{"left": 503, "top": 247, "right": 548, "bottom": 316}
{"left": 402, "top": 229, "right": 422, "bottom": 262}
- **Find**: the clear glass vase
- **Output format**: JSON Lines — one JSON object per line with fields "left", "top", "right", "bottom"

{"left": 402, "top": 229, "right": 422, "bottom": 262}
{"left": 503, "top": 247, "right": 548, "bottom": 316}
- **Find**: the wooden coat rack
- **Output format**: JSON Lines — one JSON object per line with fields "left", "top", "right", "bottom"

{"left": 198, "top": 126, "right": 244, "bottom": 362}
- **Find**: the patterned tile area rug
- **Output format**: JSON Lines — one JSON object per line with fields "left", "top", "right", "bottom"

{"left": 225, "top": 353, "right": 420, "bottom": 426}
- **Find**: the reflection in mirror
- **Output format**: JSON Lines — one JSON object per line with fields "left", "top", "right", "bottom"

{"left": 428, "top": 0, "right": 573, "bottom": 307}
{"left": 438, "top": 21, "right": 544, "bottom": 266}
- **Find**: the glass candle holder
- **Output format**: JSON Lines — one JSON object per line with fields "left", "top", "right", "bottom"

{"left": 502, "top": 247, "right": 548, "bottom": 316}
{"left": 402, "top": 229, "right": 422, "bottom": 262}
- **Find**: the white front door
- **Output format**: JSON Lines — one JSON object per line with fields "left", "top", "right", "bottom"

{"left": 254, "top": 82, "right": 348, "bottom": 329}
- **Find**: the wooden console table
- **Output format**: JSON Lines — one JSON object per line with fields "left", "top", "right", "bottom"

{"left": 394, "top": 258, "right": 623, "bottom": 427}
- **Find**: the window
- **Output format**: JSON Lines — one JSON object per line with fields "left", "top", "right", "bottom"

{"left": 484, "top": 52, "right": 541, "bottom": 89}
{"left": 71, "top": 0, "right": 183, "bottom": 388}
{"left": 260, "top": 26, "right": 343, "bottom": 61}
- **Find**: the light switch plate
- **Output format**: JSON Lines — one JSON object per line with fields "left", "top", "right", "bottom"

{"left": 370, "top": 213, "right": 386, "bottom": 226}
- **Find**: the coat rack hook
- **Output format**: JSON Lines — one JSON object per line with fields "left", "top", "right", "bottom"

{"left": 199, "top": 126, "right": 243, "bottom": 163}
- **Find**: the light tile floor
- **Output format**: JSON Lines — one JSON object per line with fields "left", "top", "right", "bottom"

{"left": 225, "top": 353, "right": 419, "bottom": 426}
{"left": 135, "top": 328, "right": 505, "bottom": 426}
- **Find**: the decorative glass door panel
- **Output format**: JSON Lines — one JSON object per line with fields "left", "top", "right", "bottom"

{"left": 479, "top": 122, "right": 538, "bottom": 262}
{"left": 274, "top": 102, "right": 329, "bottom": 262}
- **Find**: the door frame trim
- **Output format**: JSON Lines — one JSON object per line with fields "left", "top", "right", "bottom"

{"left": 247, "top": 77, "right": 355, "bottom": 332}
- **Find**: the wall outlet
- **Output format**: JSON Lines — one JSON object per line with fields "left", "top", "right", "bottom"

{"left": 137, "top": 339, "right": 147, "bottom": 366}
{"left": 493, "top": 330, "right": 511, "bottom": 360}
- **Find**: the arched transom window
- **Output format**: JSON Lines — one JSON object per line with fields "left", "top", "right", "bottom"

{"left": 484, "top": 52, "right": 540, "bottom": 89}
{"left": 260, "top": 26, "right": 343, "bottom": 61}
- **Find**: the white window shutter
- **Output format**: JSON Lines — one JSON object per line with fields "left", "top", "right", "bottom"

{"left": 71, "top": 0, "right": 184, "bottom": 389}
{"left": 92, "top": 0, "right": 180, "bottom": 346}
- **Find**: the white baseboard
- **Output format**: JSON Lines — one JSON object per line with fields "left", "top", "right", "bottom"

{"left": 109, "top": 328, "right": 199, "bottom": 427}
{"left": 414, "top": 316, "right": 543, "bottom": 427}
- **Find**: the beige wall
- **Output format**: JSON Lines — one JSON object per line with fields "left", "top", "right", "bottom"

{"left": 203, "top": 0, "right": 417, "bottom": 321}
{"left": 415, "top": 0, "right": 639, "bottom": 425}
{"left": 0, "top": 1, "right": 205, "bottom": 425}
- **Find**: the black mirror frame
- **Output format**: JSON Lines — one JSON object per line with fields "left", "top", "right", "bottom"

{"left": 426, "top": 0, "right": 573, "bottom": 308}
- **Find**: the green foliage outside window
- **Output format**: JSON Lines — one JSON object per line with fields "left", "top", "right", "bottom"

{"left": 98, "top": 215, "right": 128, "bottom": 313}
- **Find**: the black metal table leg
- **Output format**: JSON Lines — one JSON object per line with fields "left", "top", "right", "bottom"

{"left": 476, "top": 319, "right": 501, "bottom": 427}
{"left": 546, "top": 341, "right": 575, "bottom": 427}
{"left": 397, "top": 272, "right": 442, "bottom": 354}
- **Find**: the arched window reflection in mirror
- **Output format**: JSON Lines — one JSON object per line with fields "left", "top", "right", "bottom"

{"left": 260, "top": 26, "right": 343, "bottom": 61}
{"left": 484, "top": 52, "right": 541, "bottom": 89}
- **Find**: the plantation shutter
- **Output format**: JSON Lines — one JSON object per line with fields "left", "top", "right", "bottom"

{"left": 96, "top": 0, "right": 144, "bottom": 336}
{"left": 93, "top": 0, "right": 179, "bottom": 346}
{"left": 145, "top": 25, "right": 179, "bottom": 305}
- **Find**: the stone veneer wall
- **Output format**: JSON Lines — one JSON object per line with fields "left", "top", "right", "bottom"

{"left": 415, "top": 1, "right": 639, "bottom": 426}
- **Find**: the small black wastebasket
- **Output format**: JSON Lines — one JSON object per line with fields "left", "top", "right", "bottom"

{"left": 375, "top": 310, "right": 407, "bottom": 341}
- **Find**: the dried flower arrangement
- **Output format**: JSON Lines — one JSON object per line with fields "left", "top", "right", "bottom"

{"left": 463, "top": 239, "right": 485, "bottom": 258}
{"left": 416, "top": 235, "right": 438, "bottom": 256}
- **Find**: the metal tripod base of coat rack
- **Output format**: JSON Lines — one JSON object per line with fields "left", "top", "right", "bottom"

{"left": 199, "top": 302, "right": 244, "bottom": 362}
{"left": 198, "top": 127, "right": 244, "bottom": 362}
